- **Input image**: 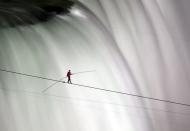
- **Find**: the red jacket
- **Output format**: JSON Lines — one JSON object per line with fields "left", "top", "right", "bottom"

{"left": 67, "top": 71, "right": 72, "bottom": 77}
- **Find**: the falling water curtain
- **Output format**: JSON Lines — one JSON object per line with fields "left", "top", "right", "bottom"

{"left": 0, "top": 0, "right": 190, "bottom": 131}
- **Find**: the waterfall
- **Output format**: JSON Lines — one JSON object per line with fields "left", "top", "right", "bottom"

{"left": 0, "top": 0, "right": 190, "bottom": 131}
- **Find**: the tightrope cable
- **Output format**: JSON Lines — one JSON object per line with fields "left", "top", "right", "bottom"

{"left": 44, "top": 70, "right": 96, "bottom": 92}
{"left": 0, "top": 68, "right": 190, "bottom": 107}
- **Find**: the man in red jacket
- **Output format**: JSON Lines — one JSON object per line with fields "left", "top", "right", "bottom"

{"left": 67, "top": 70, "right": 72, "bottom": 84}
